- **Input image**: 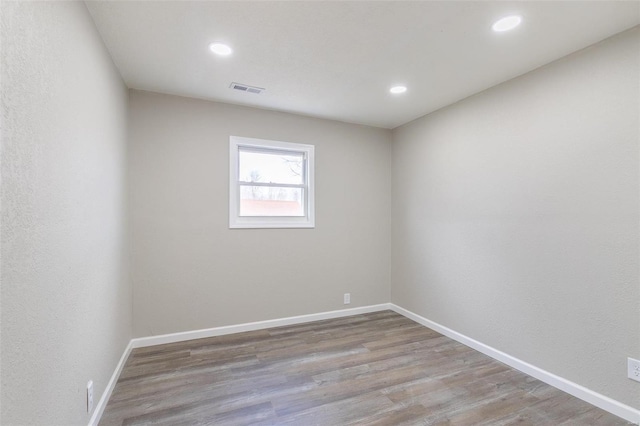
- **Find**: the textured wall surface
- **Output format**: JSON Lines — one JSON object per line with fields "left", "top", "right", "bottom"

{"left": 1, "top": 2, "right": 131, "bottom": 424}
{"left": 392, "top": 27, "right": 640, "bottom": 409}
{"left": 128, "top": 90, "right": 391, "bottom": 337}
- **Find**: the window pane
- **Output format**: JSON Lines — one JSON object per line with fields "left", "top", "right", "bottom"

{"left": 239, "top": 186, "right": 304, "bottom": 217}
{"left": 239, "top": 149, "right": 304, "bottom": 185}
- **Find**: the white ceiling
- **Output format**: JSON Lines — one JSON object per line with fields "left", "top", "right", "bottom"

{"left": 86, "top": 1, "right": 639, "bottom": 129}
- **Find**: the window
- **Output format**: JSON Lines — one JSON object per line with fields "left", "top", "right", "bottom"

{"left": 229, "top": 136, "right": 315, "bottom": 228}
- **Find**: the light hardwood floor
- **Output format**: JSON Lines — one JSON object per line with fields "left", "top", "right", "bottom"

{"left": 100, "top": 311, "right": 632, "bottom": 425}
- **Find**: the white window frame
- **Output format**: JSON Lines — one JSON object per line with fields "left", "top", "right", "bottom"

{"left": 229, "top": 136, "right": 315, "bottom": 229}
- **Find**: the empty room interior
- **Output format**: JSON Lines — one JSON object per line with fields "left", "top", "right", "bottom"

{"left": 2, "top": 1, "right": 640, "bottom": 425}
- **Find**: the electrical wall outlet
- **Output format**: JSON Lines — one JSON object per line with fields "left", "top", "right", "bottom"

{"left": 344, "top": 293, "right": 350, "bottom": 304}
{"left": 87, "top": 380, "right": 94, "bottom": 413}
{"left": 628, "top": 358, "right": 640, "bottom": 383}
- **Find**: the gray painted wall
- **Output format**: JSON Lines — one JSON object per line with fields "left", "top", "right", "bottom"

{"left": 391, "top": 27, "right": 640, "bottom": 409}
{"left": 1, "top": 2, "right": 131, "bottom": 424}
{"left": 128, "top": 90, "right": 392, "bottom": 337}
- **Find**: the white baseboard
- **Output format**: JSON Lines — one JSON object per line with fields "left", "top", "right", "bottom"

{"left": 88, "top": 339, "right": 133, "bottom": 426}
{"left": 390, "top": 303, "right": 640, "bottom": 425}
{"left": 131, "top": 303, "right": 392, "bottom": 348}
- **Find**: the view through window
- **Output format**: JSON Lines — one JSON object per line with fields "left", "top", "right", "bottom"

{"left": 238, "top": 148, "right": 305, "bottom": 217}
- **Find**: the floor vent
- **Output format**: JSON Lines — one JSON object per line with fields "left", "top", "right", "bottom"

{"left": 230, "top": 82, "right": 265, "bottom": 94}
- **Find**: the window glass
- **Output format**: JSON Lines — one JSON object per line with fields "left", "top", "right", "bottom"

{"left": 239, "top": 149, "right": 304, "bottom": 185}
{"left": 239, "top": 186, "right": 304, "bottom": 217}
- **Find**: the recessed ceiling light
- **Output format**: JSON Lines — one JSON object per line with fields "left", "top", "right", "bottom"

{"left": 390, "top": 86, "right": 407, "bottom": 94}
{"left": 209, "top": 42, "right": 233, "bottom": 56}
{"left": 492, "top": 15, "right": 522, "bottom": 32}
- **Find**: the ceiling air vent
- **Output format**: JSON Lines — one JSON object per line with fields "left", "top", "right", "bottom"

{"left": 229, "top": 82, "right": 265, "bottom": 94}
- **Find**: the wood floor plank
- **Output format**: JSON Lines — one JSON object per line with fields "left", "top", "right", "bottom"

{"left": 265, "top": 391, "right": 397, "bottom": 425}
{"left": 99, "top": 311, "right": 632, "bottom": 425}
